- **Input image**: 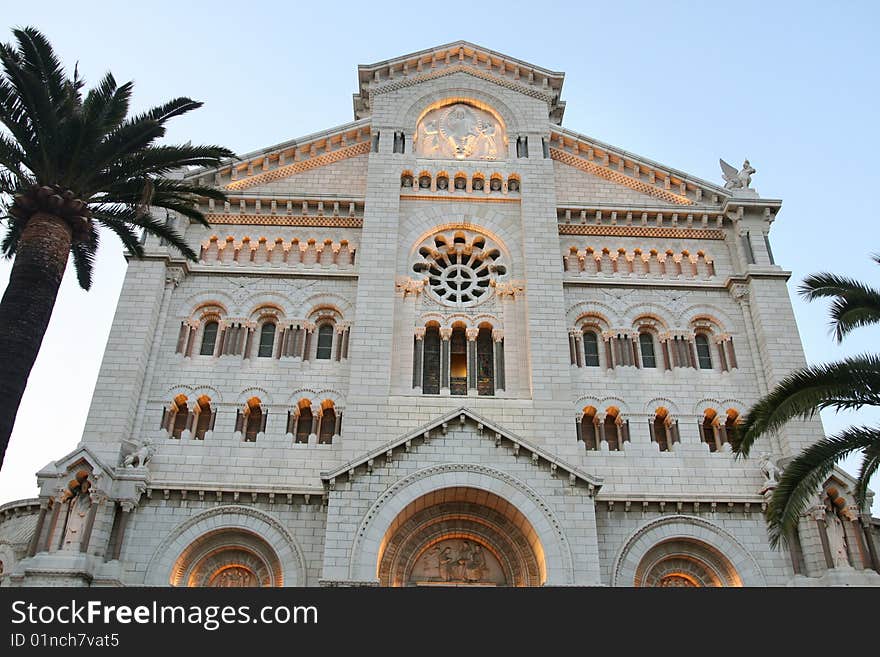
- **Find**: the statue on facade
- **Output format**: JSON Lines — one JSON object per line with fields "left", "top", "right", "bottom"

{"left": 720, "top": 158, "right": 756, "bottom": 190}
{"left": 60, "top": 470, "right": 93, "bottom": 551}
{"left": 824, "top": 500, "right": 851, "bottom": 568}
{"left": 122, "top": 437, "right": 156, "bottom": 469}
{"left": 759, "top": 453, "right": 781, "bottom": 492}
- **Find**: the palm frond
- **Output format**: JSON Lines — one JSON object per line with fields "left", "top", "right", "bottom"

{"left": 12, "top": 27, "right": 67, "bottom": 108}
{"left": 799, "top": 272, "right": 880, "bottom": 341}
{"left": 0, "top": 216, "right": 23, "bottom": 257}
{"left": 733, "top": 354, "right": 880, "bottom": 457}
{"left": 91, "top": 206, "right": 197, "bottom": 260}
{"left": 855, "top": 444, "right": 880, "bottom": 508}
{"left": 70, "top": 222, "right": 97, "bottom": 289}
{"left": 766, "top": 426, "right": 880, "bottom": 547}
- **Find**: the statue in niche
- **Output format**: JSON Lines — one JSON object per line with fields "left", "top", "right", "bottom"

{"left": 824, "top": 500, "right": 851, "bottom": 568}
{"left": 60, "top": 470, "right": 93, "bottom": 551}
{"left": 122, "top": 437, "right": 155, "bottom": 468}
{"left": 720, "top": 158, "right": 756, "bottom": 189}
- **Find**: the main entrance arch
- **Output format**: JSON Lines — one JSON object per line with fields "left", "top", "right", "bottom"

{"left": 378, "top": 487, "right": 543, "bottom": 586}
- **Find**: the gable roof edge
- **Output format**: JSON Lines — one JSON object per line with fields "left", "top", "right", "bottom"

{"left": 551, "top": 124, "right": 732, "bottom": 200}
{"left": 320, "top": 407, "right": 603, "bottom": 491}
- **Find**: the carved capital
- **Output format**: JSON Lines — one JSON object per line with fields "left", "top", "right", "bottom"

{"left": 493, "top": 280, "right": 525, "bottom": 299}
{"left": 492, "top": 329, "right": 504, "bottom": 343}
{"left": 465, "top": 328, "right": 479, "bottom": 341}
{"left": 395, "top": 276, "right": 425, "bottom": 298}
{"left": 413, "top": 327, "right": 426, "bottom": 340}
{"left": 439, "top": 328, "right": 453, "bottom": 340}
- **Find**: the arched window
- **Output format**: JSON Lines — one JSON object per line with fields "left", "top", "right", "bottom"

{"left": 476, "top": 326, "right": 494, "bottom": 396}
{"left": 319, "top": 404, "right": 336, "bottom": 444}
{"left": 163, "top": 394, "right": 190, "bottom": 439}
{"left": 695, "top": 334, "right": 713, "bottom": 369}
{"left": 583, "top": 330, "right": 600, "bottom": 367}
{"left": 235, "top": 397, "right": 265, "bottom": 442}
{"left": 422, "top": 325, "right": 441, "bottom": 395}
{"left": 295, "top": 404, "right": 313, "bottom": 444}
{"left": 450, "top": 326, "right": 467, "bottom": 395}
{"left": 650, "top": 408, "right": 679, "bottom": 452}
{"left": 580, "top": 407, "right": 598, "bottom": 451}
{"left": 604, "top": 411, "right": 620, "bottom": 451}
{"left": 193, "top": 395, "right": 214, "bottom": 440}
{"left": 639, "top": 333, "right": 657, "bottom": 368}
{"left": 200, "top": 321, "right": 219, "bottom": 356}
{"left": 316, "top": 324, "right": 334, "bottom": 360}
{"left": 724, "top": 409, "right": 740, "bottom": 449}
{"left": 701, "top": 410, "right": 719, "bottom": 452}
{"left": 257, "top": 323, "right": 276, "bottom": 358}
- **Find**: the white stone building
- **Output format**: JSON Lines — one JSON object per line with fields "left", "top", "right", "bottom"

{"left": 2, "top": 42, "right": 878, "bottom": 587}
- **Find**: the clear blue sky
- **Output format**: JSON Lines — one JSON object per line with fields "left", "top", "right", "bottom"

{"left": 1, "top": 1, "right": 879, "bottom": 512}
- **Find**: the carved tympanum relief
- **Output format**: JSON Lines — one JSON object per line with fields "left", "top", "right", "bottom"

{"left": 409, "top": 539, "right": 506, "bottom": 585}
{"left": 415, "top": 103, "right": 505, "bottom": 160}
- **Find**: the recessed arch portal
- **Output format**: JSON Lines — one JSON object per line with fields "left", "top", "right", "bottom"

{"left": 377, "top": 487, "right": 544, "bottom": 587}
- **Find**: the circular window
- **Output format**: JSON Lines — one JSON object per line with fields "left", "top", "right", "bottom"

{"left": 412, "top": 230, "right": 506, "bottom": 307}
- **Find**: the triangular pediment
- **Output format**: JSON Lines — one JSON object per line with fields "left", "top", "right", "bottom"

{"left": 184, "top": 119, "right": 372, "bottom": 195}
{"left": 320, "top": 407, "right": 602, "bottom": 492}
{"left": 354, "top": 41, "right": 566, "bottom": 123}
{"left": 36, "top": 445, "right": 114, "bottom": 480}
{"left": 549, "top": 126, "right": 730, "bottom": 207}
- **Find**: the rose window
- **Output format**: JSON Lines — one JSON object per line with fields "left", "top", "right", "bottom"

{"left": 412, "top": 230, "right": 507, "bottom": 307}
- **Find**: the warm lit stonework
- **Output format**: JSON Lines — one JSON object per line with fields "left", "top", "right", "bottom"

{"left": 1, "top": 42, "right": 878, "bottom": 587}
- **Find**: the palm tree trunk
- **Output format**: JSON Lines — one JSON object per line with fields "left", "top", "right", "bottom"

{"left": 0, "top": 212, "right": 72, "bottom": 470}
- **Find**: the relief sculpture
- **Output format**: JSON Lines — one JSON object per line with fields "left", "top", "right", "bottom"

{"left": 410, "top": 539, "right": 505, "bottom": 585}
{"left": 415, "top": 104, "right": 504, "bottom": 160}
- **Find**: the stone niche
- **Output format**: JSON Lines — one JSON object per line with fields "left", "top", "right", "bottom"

{"left": 414, "top": 103, "right": 506, "bottom": 161}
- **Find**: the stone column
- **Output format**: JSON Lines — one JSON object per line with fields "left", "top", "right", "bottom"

{"left": 302, "top": 323, "right": 315, "bottom": 361}
{"left": 335, "top": 325, "right": 346, "bottom": 361}
{"left": 412, "top": 328, "right": 425, "bottom": 391}
{"left": 603, "top": 333, "right": 614, "bottom": 369}
{"left": 860, "top": 514, "right": 880, "bottom": 572}
{"left": 26, "top": 500, "right": 50, "bottom": 557}
{"left": 309, "top": 404, "right": 320, "bottom": 445}
{"left": 440, "top": 327, "right": 452, "bottom": 393}
{"left": 466, "top": 328, "right": 478, "bottom": 393}
{"left": 109, "top": 505, "right": 132, "bottom": 561}
{"left": 493, "top": 329, "right": 505, "bottom": 392}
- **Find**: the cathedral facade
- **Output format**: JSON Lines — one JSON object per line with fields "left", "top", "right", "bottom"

{"left": 2, "top": 42, "right": 879, "bottom": 587}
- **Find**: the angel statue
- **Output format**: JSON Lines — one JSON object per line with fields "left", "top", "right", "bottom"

{"left": 720, "top": 158, "right": 756, "bottom": 190}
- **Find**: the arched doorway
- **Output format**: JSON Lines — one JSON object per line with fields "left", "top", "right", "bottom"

{"left": 377, "top": 487, "right": 544, "bottom": 587}
{"left": 170, "top": 528, "right": 283, "bottom": 587}
{"left": 635, "top": 538, "right": 742, "bottom": 587}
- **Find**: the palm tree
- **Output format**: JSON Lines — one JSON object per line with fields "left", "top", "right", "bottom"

{"left": 732, "top": 256, "right": 880, "bottom": 547}
{"left": 0, "top": 27, "right": 233, "bottom": 468}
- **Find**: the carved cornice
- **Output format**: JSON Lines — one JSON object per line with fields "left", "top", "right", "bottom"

{"left": 400, "top": 193, "right": 520, "bottom": 204}
{"left": 206, "top": 214, "right": 363, "bottom": 228}
{"left": 558, "top": 223, "right": 724, "bottom": 240}
{"left": 370, "top": 64, "right": 556, "bottom": 105}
